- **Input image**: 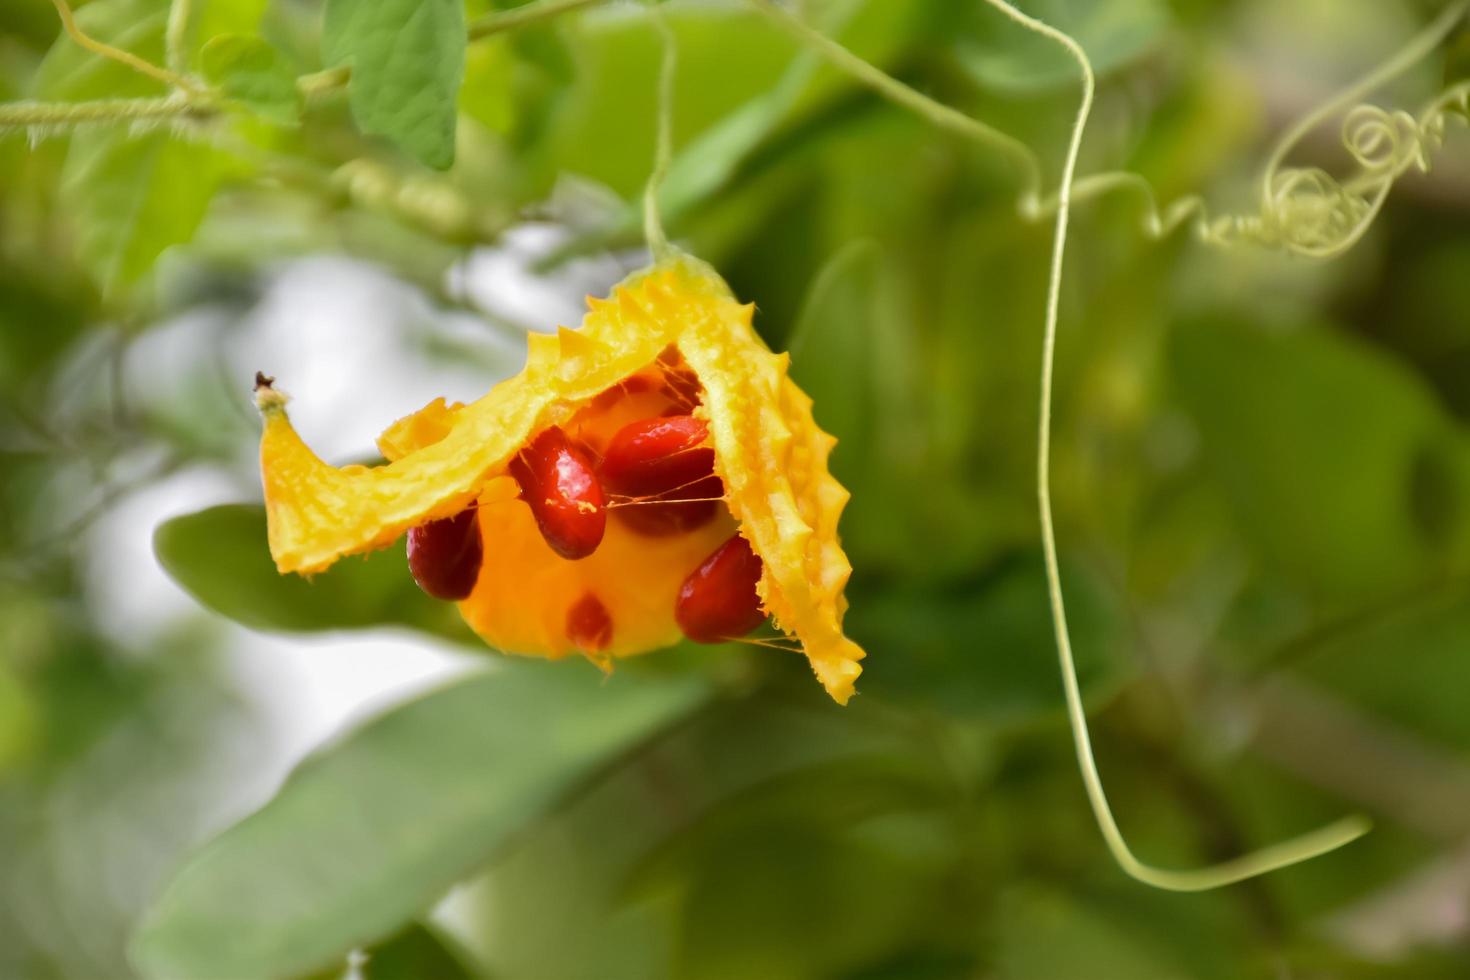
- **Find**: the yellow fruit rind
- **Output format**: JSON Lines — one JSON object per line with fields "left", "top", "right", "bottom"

{"left": 257, "top": 257, "right": 864, "bottom": 702}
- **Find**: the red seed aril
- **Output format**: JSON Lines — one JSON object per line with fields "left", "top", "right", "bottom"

{"left": 601, "top": 415, "right": 712, "bottom": 494}
{"left": 601, "top": 415, "right": 722, "bottom": 536}
{"left": 675, "top": 534, "right": 767, "bottom": 643}
{"left": 509, "top": 426, "right": 606, "bottom": 560}
{"left": 406, "top": 509, "right": 482, "bottom": 600}
{"left": 566, "top": 592, "right": 614, "bottom": 652}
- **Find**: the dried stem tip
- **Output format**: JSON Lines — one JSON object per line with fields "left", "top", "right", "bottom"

{"left": 253, "top": 372, "right": 287, "bottom": 413}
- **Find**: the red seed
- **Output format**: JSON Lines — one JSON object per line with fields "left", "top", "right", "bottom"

{"left": 566, "top": 592, "right": 614, "bottom": 652}
{"left": 601, "top": 415, "right": 712, "bottom": 494}
{"left": 509, "top": 426, "right": 606, "bottom": 560}
{"left": 675, "top": 534, "right": 767, "bottom": 644}
{"left": 601, "top": 415, "right": 722, "bottom": 536}
{"left": 407, "top": 509, "right": 482, "bottom": 600}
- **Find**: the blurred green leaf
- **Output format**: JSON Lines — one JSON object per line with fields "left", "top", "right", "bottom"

{"left": 202, "top": 34, "right": 300, "bottom": 125}
{"left": 0, "top": 659, "right": 35, "bottom": 774}
{"left": 154, "top": 504, "right": 471, "bottom": 640}
{"left": 469, "top": 693, "right": 920, "bottom": 980}
{"left": 294, "top": 922, "right": 478, "bottom": 980}
{"left": 1293, "top": 585, "right": 1470, "bottom": 747}
{"left": 673, "top": 817, "right": 933, "bottom": 980}
{"left": 359, "top": 922, "right": 478, "bottom": 980}
{"left": 994, "top": 884, "right": 1192, "bottom": 980}
{"left": 130, "top": 662, "right": 711, "bottom": 980}
{"left": 532, "top": 3, "right": 802, "bottom": 201}
{"left": 1170, "top": 316, "right": 1458, "bottom": 599}
{"left": 459, "top": 36, "right": 516, "bottom": 133}
{"left": 192, "top": 0, "right": 271, "bottom": 58}
{"left": 324, "top": 0, "right": 466, "bottom": 169}
{"left": 60, "top": 131, "right": 237, "bottom": 295}
{"left": 850, "top": 553, "right": 1130, "bottom": 723}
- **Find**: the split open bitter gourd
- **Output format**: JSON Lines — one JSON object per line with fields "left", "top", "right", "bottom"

{"left": 255, "top": 256, "right": 865, "bottom": 703}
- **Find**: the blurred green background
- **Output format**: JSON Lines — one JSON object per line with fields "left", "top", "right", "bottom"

{"left": 4, "top": 0, "right": 1470, "bottom": 977}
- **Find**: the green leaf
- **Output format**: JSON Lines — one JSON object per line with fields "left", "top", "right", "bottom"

{"left": 849, "top": 553, "right": 1130, "bottom": 723}
{"left": 295, "top": 922, "right": 478, "bottom": 980}
{"left": 1294, "top": 586, "right": 1470, "bottom": 748}
{"left": 357, "top": 923, "right": 478, "bottom": 980}
{"left": 130, "top": 663, "right": 711, "bottom": 980}
{"left": 60, "top": 131, "right": 236, "bottom": 295}
{"left": 154, "top": 504, "right": 470, "bottom": 640}
{"left": 323, "top": 0, "right": 466, "bottom": 169}
{"left": 192, "top": 0, "right": 271, "bottom": 55}
{"left": 458, "top": 36, "right": 515, "bottom": 133}
{"left": 0, "top": 659, "right": 35, "bottom": 773}
{"left": 1170, "top": 316, "right": 1457, "bottom": 600}
{"left": 995, "top": 884, "right": 1194, "bottom": 980}
{"left": 201, "top": 34, "right": 301, "bottom": 125}
{"left": 672, "top": 816, "right": 932, "bottom": 980}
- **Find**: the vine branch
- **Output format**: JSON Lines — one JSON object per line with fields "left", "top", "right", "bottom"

{"left": 745, "top": 0, "right": 1041, "bottom": 201}
{"left": 0, "top": 96, "right": 211, "bottom": 133}
{"left": 164, "top": 0, "right": 194, "bottom": 78}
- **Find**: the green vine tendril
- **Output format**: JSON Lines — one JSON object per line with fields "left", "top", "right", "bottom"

{"left": 987, "top": 0, "right": 1372, "bottom": 893}
{"left": 751, "top": 0, "right": 1469, "bottom": 261}
{"left": 643, "top": 2, "right": 678, "bottom": 263}
{"left": 740, "top": 0, "right": 1470, "bottom": 890}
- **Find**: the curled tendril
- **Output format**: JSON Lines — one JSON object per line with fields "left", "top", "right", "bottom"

{"left": 1021, "top": 4, "right": 1470, "bottom": 260}
{"left": 1246, "top": 77, "right": 1470, "bottom": 258}
{"left": 751, "top": 0, "right": 1465, "bottom": 262}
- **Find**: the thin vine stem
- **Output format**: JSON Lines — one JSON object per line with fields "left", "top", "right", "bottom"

{"left": 745, "top": 0, "right": 1041, "bottom": 201}
{"left": 164, "top": 0, "right": 194, "bottom": 78}
{"left": 48, "top": 0, "right": 199, "bottom": 94}
{"left": 986, "top": 0, "right": 1370, "bottom": 891}
{"left": 749, "top": 0, "right": 1468, "bottom": 261}
{"left": 643, "top": 4, "right": 677, "bottom": 263}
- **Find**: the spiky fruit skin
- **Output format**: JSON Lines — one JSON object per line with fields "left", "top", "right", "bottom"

{"left": 258, "top": 261, "right": 865, "bottom": 702}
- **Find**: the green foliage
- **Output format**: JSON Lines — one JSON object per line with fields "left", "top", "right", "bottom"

{"left": 201, "top": 34, "right": 299, "bottom": 125}
{"left": 1171, "top": 315, "right": 1467, "bottom": 599}
{"left": 851, "top": 554, "right": 1131, "bottom": 723}
{"left": 190, "top": 0, "right": 271, "bottom": 58}
{"left": 328, "top": 922, "right": 479, "bottom": 980}
{"left": 60, "top": 131, "right": 238, "bottom": 295}
{"left": 153, "top": 504, "right": 472, "bottom": 641}
{"left": 131, "top": 662, "right": 710, "bottom": 979}
{"left": 3, "top": 0, "right": 1470, "bottom": 976}
{"left": 323, "top": 0, "right": 467, "bottom": 169}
